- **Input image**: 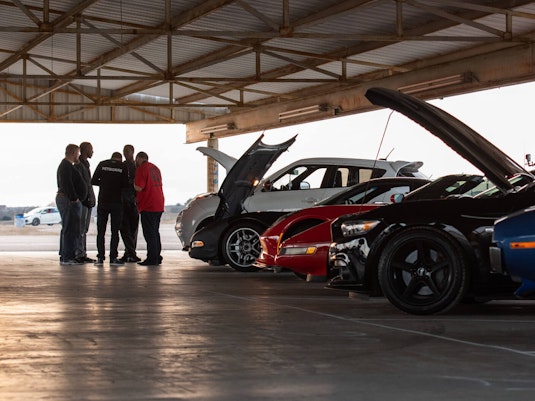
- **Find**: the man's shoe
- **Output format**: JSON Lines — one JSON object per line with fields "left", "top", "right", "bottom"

{"left": 83, "top": 256, "right": 96, "bottom": 263}
{"left": 62, "top": 259, "right": 83, "bottom": 266}
{"left": 94, "top": 258, "right": 104, "bottom": 266}
{"left": 120, "top": 256, "right": 141, "bottom": 263}
{"left": 137, "top": 259, "right": 159, "bottom": 266}
{"left": 110, "top": 258, "right": 125, "bottom": 266}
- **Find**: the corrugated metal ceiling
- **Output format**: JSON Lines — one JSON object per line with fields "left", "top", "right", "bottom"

{"left": 1, "top": 0, "right": 535, "bottom": 142}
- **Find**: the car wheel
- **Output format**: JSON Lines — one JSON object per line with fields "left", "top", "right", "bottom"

{"left": 31, "top": 218, "right": 40, "bottom": 226}
{"left": 221, "top": 222, "right": 264, "bottom": 272}
{"left": 378, "top": 227, "right": 468, "bottom": 315}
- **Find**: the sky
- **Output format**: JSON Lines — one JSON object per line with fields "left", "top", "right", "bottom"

{"left": 1, "top": 81, "right": 535, "bottom": 208}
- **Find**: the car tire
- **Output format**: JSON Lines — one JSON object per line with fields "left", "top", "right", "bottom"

{"left": 378, "top": 226, "right": 468, "bottom": 315}
{"left": 31, "top": 218, "right": 40, "bottom": 226}
{"left": 221, "top": 221, "right": 264, "bottom": 272}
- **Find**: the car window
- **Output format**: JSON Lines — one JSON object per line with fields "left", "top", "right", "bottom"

{"left": 338, "top": 167, "right": 386, "bottom": 187}
{"left": 475, "top": 174, "right": 534, "bottom": 198}
{"left": 268, "top": 164, "right": 388, "bottom": 191}
{"left": 333, "top": 184, "right": 412, "bottom": 205}
{"left": 270, "top": 166, "right": 328, "bottom": 190}
{"left": 405, "top": 175, "right": 485, "bottom": 201}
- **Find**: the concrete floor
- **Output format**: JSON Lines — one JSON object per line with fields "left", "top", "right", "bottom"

{"left": 1, "top": 227, "right": 535, "bottom": 400}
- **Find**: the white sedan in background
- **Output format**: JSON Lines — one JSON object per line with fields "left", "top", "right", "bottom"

{"left": 24, "top": 207, "right": 62, "bottom": 226}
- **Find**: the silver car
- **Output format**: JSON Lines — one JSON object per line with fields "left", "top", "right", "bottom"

{"left": 176, "top": 135, "right": 426, "bottom": 252}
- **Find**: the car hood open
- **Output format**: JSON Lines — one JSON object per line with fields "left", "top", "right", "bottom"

{"left": 365, "top": 87, "right": 532, "bottom": 191}
{"left": 196, "top": 146, "right": 237, "bottom": 173}
{"left": 214, "top": 134, "right": 297, "bottom": 220}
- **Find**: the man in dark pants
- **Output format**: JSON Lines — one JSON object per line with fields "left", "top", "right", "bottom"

{"left": 91, "top": 152, "right": 129, "bottom": 266}
{"left": 75, "top": 141, "right": 96, "bottom": 263}
{"left": 119, "top": 144, "right": 140, "bottom": 263}
{"left": 134, "top": 151, "right": 164, "bottom": 266}
{"left": 56, "top": 144, "right": 87, "bottom": 266}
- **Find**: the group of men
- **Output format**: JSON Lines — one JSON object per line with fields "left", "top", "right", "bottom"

{"left": 56, "top": 143, "right": 165, "bottom": 267}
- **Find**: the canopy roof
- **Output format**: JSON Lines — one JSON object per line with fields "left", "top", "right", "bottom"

{"left": 1, "top": 0, "right": 535, "bottom": 142}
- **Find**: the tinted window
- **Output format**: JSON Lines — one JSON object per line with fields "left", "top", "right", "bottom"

{"left": 270, "top": 165, "right": 327, "bottom": 190}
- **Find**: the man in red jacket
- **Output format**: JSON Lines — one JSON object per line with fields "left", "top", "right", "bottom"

{"left": 134, "top": 151, "right": 165, "bottom": 266}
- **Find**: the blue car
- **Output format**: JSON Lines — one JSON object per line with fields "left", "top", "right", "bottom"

{"left": 491, "top": 206, "right": 535, "bottom": 298}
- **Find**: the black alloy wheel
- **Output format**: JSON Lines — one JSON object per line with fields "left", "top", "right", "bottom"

{"left": 221, "top": 221, "right": 264, "bottom": 272}
{"left": 378, "top": 226, "right": 468, "bottom": 315}
{"left": 31, "top": 218, "right": 40, "bottom": 226}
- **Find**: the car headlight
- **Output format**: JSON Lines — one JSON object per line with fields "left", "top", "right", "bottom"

{"left": 279, "top": 246, "right": 317, "bottom": 256}
{"left": 340, "top": 220, "right": 380, "bottom": 237}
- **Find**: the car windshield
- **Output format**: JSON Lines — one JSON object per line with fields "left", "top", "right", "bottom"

{"left": 404, "top": 174, "right": 486, "bottom": 201}
{"left": 319, "top": 181, "right": 425, "bottom": 205}
{"left": 474, "top": 174, "right": 534, "bottom": 198}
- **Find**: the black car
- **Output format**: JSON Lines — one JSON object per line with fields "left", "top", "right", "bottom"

{"left": 328, "top": 87, "right": 535, "bottom": 315}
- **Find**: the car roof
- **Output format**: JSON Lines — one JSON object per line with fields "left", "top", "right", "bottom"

{"left": 262, "top": 158, "right": 424, "bottom": 183}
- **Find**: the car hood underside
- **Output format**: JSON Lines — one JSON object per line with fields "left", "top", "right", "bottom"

{"left": 215, "top": 134, "right": 297, "bottom": 220}
{"left": 365, "top": 87, "right": 532, "bottom": 191}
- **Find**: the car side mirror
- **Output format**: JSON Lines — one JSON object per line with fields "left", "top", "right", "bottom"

{"left": 391, "top": 193, "right": 405, "bottom": 203}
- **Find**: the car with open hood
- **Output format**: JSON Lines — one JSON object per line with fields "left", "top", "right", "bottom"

{"left": 186, "top": 135, "right": 427, "bottom": 271}
{"left": 178, "top": 136, "right": 426, "bottom": 254}
{"left": 257, "top": 174, "right": 486, "bottom": 281}
{"left": 328, "top": 87, "right": 535, "bottom": 315}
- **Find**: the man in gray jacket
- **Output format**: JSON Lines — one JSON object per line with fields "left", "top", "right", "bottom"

{"left": 75, "top": 141, "right": 96, "bottom": 263}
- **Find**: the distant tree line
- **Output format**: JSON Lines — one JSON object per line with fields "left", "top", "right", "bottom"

{"left": 0, "top": 206, "right": 37, "bottom": 222}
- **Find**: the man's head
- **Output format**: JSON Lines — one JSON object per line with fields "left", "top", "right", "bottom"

{"left": 135, "top": 151, "right": 148, "bottom": 167}
{"left": 79, "top": 142, "right": 93, "bottom": 159}
{"left": 111, "top": 152, "right": 123, "bottom": 161}
{"left": 65, "top": 144, "right": 80, "bottom": 164}
{"left": 123, "top": 144, "right": 134, "bottom": 161}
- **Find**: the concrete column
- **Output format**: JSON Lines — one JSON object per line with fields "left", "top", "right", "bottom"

{"left": 207, "top": 136, "right": 218, "bottom": 193}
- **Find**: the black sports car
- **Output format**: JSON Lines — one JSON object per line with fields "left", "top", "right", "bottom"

{"left": 328, "top": 87, "right": 535, "bottom": 315}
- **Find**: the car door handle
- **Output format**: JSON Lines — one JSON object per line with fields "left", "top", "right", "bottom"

{"left": 302, "top": 197, "right": 318, "bottom": 204}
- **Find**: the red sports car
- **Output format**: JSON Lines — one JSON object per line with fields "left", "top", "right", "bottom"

{"left": 257, "top": 174, "right": 485, "bottom": 281}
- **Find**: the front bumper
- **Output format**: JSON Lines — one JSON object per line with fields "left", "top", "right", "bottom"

{"left": 327, "top": 237, "right": 371, "bottom": 288}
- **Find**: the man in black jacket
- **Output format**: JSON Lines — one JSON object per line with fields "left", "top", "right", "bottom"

{"left": 75, "top": 141, "right": 96, "bottom": 263}
{"left": 91, "top": 152, "right": 129, "bottom": 266}
{"left": 119, "top": 144, "right": 140, "bottom": 263}
{"left": 56, "top": 144, "right": 87, "bottom": 266}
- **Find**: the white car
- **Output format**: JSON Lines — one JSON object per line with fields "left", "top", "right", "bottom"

{"left": 176, "top": 135, "right": 427, "bottom": 251}
{"left": 24, "top": 206, "right": 62, "bottom": 226}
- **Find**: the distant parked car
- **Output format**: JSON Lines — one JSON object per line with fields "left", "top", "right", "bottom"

{"left": 491, "top": 206, "right": 535, "bottom": 298}
{"left": 177, "top": 135, "right": 427, "bottom": 255}
{"left": 24, "top": 207, "right": 61, "bottom": 226}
